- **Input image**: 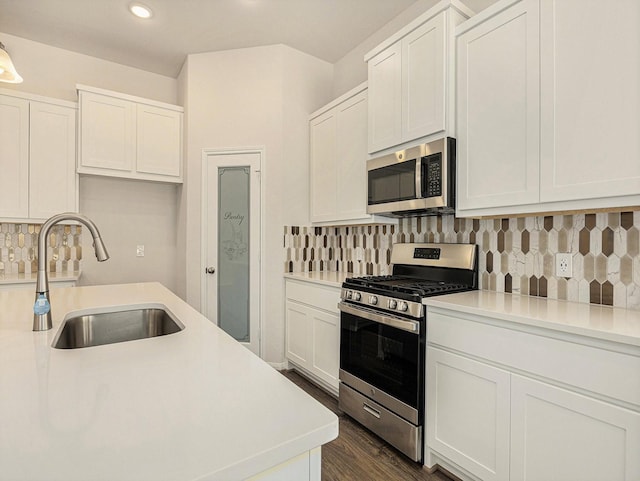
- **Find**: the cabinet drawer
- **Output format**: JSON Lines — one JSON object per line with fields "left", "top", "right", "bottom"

{"left": 428, "top": 311, "right": 640, "bottom": 407}
{"left": 285, "top": 280, "right": 340, "bottom": 314}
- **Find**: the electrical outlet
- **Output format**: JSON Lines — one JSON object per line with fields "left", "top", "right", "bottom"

{"left": 136, "top": 245, "right": 145, "bottom": 257}
{"left": 555, "top": 253, "right": 573, "bottom": 277}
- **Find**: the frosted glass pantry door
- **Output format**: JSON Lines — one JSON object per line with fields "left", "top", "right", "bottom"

{"left": 202, "top": 149, "right": 261, "bottom": 356}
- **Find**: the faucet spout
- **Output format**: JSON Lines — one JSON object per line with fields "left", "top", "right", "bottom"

{"left": 33, "top": 213, "right": 109, "bottom": 331}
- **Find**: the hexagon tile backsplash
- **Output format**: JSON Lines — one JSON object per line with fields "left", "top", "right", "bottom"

{"left": 0, "top": 223, "right": 82, "bottom": 275}
{"left": 284, "top": 210, "right": 640, "bottom": 310}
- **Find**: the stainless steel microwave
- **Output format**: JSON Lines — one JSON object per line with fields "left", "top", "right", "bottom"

{"left": 367, "top": 137, "right": 455, "bottom": 217}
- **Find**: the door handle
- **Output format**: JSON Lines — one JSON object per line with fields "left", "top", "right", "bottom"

{"left": 205, "top": 267, "right": 216, "bottom": 274}
{"left": 363, "top": 403, "right": 381, "bottom": 419}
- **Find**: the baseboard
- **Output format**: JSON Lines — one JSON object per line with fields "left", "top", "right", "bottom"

{"left": 285, "top": 364, "right": 339, "bottom": 398}
{"left": 267, "top": 361, "right": 289, "bottom": 370}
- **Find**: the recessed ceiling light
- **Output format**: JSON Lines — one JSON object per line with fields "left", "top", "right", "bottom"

{"left": 129, "top": 3, "right": 153, "bottom": 19}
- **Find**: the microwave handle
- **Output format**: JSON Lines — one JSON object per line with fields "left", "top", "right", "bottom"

{"left": 415, "top": 156, "right": 423, "bottom": 199}
{"left": 338, "top": 301, "right": 420, "bottom": 334}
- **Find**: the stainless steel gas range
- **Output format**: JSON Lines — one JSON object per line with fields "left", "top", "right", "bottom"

{"left": 338, "top": 242, "right": 478, "bottom": 463}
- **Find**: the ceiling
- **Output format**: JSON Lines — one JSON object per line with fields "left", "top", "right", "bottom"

{"left": 0, "top": 0, "right": 495, "bottom": 79}
{"left": 0, "top": 0, "right": 421, "bottom": 78}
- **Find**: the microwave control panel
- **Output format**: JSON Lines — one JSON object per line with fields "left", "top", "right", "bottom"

{"left": 423, "top": 154, "right": 442, "bottom": 197}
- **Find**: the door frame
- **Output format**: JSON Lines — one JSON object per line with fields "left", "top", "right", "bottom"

{"left": 200, "top": 146, "right": 265, "bottom": 357}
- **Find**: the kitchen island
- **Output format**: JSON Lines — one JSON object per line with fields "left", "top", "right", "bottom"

{"left": 0, "top": 282, "right": 338, "bottom": 481}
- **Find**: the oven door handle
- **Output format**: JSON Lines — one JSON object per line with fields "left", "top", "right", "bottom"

{"left": 338, "top": 301, "right": 420, "bottom": 334}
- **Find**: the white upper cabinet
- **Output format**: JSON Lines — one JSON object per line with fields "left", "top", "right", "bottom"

{"left": 310, "top": 107, "right": 338, "bottom": 222}
{"left": 136, "top": 103, "right": 182, "bottom": 177}
{"left": 29, "top": 101, "right": 78, "bottom": 220}
{"left": 309, "top": 83, "right": 393, "bottom": 225}
{"left": 367, "top": 43, "right": 403, "bottom": 153}
{"left": 456, "top": 0, "right": 640, "bottom": 217}
{"left": 0, "top": 90, "right": 77, "bottom": 222}
{"left": 0, "top": 95, "right": 29, "bottom": 219}
{"left": 366, "top": 1, "right": 473, "bottom": 154}
{"left": 539, "top": 0, "right": 640, "bottom": 203}
{"left": 402, "top": 13, "right": 446, "bottom": 142}
{"left": 78, "top": 85, "right": 183, "bottom": 183}
{"left": 456, "top": 0, "right": 540, "bottom": 211}
{"left": 79, "top": 92, "right": 135, "bottom": 173}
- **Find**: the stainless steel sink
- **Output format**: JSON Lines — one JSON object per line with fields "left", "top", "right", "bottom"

{"left": 52, "top": 307, "right": 184, "bottom": 349}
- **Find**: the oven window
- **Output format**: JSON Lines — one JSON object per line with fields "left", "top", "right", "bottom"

{"left": 368, "top": 160, "right": 417, "bottom": 205}
{"left": 340, "top": 312, "right": 419, "bottom": 408}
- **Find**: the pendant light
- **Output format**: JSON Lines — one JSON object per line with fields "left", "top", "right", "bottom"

{"left": 0, "top": 42, "right": 24, "bottom": 84}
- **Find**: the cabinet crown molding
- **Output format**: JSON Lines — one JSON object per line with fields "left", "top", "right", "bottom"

{"left": 76, "top": 84, "right": 183, "bottom": 112}
{"left": 0, "top": 87, "right": 76, "bottom": 108}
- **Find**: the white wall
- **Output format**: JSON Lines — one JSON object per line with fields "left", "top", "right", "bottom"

{"left": 79, "top": 177, "right": 178, "bottom": 291}
{"left": 0, "top": 32, "right": 177, "bottom": 103}
{"left": 180, "top": 45, "right": 332, "bottom": 364}
{"left": 0, "top": 31, "right": 181, "bottom": 291}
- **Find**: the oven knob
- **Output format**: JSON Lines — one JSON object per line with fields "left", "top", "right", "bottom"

{"left": 398, "top": 301, "right": 409, "bottom": 312}
{"left": 354, "top": 292, "right": 362, "bottom": 301}
{"left": 346, "top": 290, "right": 353, "bottom": 299}
{"left": 388, "top": 299, "right": 398, "bottom": 309}
{"left": 369, "top": 295, "right": 378, "bottom": 306}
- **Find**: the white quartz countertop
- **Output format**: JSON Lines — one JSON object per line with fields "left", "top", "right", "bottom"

{"left": 0, "top": 282, "right": 338, "bottom": 481}
{"left": 424, "top": 290, "right": 640, "bottom": 347}
{"left": 0, "top": 270, "right": 81, "bottom": 285}
{"left": 283, "top": 271, "right": 351, "bottom": 288}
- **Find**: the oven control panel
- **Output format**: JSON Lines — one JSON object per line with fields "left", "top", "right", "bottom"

{"left": 341, "top": 289, "right": 424, "bottom": 319}
{"left": 413, "top": 247, "right": 440, "bottom": 260}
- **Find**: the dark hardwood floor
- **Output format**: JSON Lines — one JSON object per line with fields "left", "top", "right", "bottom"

{"left": 281, "top": 370, "right": 455, "bottom": 481}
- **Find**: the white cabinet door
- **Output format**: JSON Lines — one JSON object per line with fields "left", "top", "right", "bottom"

{"left": 136, "top": 103, "right": 182, "bottom": 178}
{"left": 367, "top": 5, "right": 468, "bottom": 154}
{"left": 367, "top": 42, "right": 402, "bottom": 153}
{"left": 285, "top": 301, "right": 312, "bottom": 370}
{"left": 311, "top": 309, "right": 339, "bottom": 390}
{"left": 79, "top": 91, "right": 135, "bottom": 173}
{"left": 456, "top": 0, "right": 540, "bottom": 211}
{"left": 78, "top": 87, "right": 183, "bottom": 183}
{"left": 309, "top": 86, "right": 381, "bottom": 225}
{"left": 426, "top": 347, "right": 511, "bottom": 481}
{"left": 29, "top": 101, "right": 77, "bottom": 220}
{"left": 309, "top": 112, "right": 338, "bottom": 222}
{"left": 285, "top": 300, "right": 340, "bottom": 392}
{"left": 285, "top": 279, "right": 341, "bottom": 394}
{"left": 0, "top": 95, "right": 29, "bottom": 219}
{"left": 539, "top": 0, "right": 640, "bottom": 202}
{"left": 335, "top": 89, "right": 368, "bottom": 221}
{"left": 402, "top": 12, "right": 446, "bottom": 142}
{"left": 511, "top": 374, "right": 640, "bottom": 481}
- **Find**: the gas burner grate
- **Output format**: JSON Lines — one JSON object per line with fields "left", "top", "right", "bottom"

{"left": 345, "top": 275, "right": 472, "bottom": 299}
{"left": 394, "top": 281, "right": 470, "bottom": 297}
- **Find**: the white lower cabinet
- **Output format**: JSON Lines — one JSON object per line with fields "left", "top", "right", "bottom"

{"left": 285, "top": 279, "right": 340, "bottom": 395}
{"left": 510, "top": 375, "right": 640, "bottom": 481}
{"left": 247, "top": 447, "right": 321, "bottom": 481}
{"left": 426, "top": 347, "right": 510, "bottom": 481}
{"left": 425, "top": 308, "right": 640, "bottom": 481}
